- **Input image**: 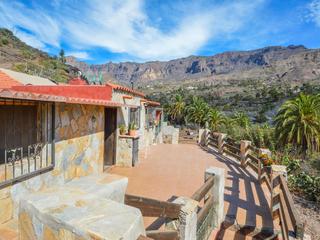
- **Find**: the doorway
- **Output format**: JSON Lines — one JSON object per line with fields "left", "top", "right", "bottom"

{"left": 104, "top": 108, "right": 117, "bottom": 167}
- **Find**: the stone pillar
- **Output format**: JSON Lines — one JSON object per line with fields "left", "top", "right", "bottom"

{"left": 166, "top": 196, "right": 198, "bottom": 240}
{"left": 240, "top": 140, "right": 251, "bottom": 167}
{"left": 271, "top": 165, "right": 287, "bottom": 180}
{"left": 217, "top": 133, "right": 226, "bottom": 155}
{"left": 205, "top": 167, "right": 225, "bottom": 228}
{"left": 198, "top": 129, "right": 209, "bottom": 146}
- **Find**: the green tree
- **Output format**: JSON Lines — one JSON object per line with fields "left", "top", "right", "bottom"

{"left": 207, "top": 108, "right": 225, "bottom": 132}
{"left": 232, "top": 112, "right": 251, "bottom": 129}
{"left": 274, "top": 94, "right": 320, "bottom": 153}
{"left": 167, "top": 94, "right": 185, "bottom": 124}
{"left": 59, "top": 49, "right": 66, "bottom": 63}
{"left": 185, "top": 96, "right": 209, "bottom": 128}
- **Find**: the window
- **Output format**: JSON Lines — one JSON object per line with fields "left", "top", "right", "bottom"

{"left": 129, "top": 107, "right": 140, "bottom": 129}
{"left": 145, "top": 108, "right": 155, "bottom": 128}
{"left": 0, "top": 100, "right": 54, "bottom": 188}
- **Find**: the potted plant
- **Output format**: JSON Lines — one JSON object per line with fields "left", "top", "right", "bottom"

{"left": 119, "top": 124, "right": 126, "bottom": 135}
{"left": 260, "top": 153, "right": 273, "bottom": 174}
{"left": 128, "top": 122, "right": 137, "bottom": 136}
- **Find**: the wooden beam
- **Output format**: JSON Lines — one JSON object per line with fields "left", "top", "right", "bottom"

{"left": 197, "top": 196, "right": 214, "bottom": 225}
{"left": 125, "top": 194, "right": 181, "bottom": 219}
{"left": 191, "top": 176, "right": 214, "bottom": 202}
{"left": 138, "top": 235, "right": 154, "bottom": 240}
{"left": 123, "top": 95, "right": 133, "bottom": 99}
{"left": 146, "top": 230, "right": 179, "bottom": 240}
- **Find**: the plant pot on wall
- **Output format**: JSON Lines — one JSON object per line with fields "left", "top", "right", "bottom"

{"left": 128, "top": 122, "right": 137, "bottom": 137}
{"left": 129, "top": 129, "right": 136, "bottom": 136}
{"left": 119, "top": 124, "right": 127, "bottom": 135}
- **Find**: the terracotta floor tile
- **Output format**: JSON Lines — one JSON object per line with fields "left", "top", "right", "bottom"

{"left": 109, "top": 144, "right": 275, "bottom": 233}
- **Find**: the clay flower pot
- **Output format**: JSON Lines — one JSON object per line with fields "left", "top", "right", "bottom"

{"left": 129, "top": 129, "right": 136, "bottom": 136}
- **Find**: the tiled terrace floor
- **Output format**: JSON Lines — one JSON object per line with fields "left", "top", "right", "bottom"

{"left": 109, "top": 143, "right": 275, "bottom": 239}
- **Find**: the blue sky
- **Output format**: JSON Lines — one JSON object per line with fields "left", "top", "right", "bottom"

{"left": 0, "top": 0, "right": 320, "bottom": 64}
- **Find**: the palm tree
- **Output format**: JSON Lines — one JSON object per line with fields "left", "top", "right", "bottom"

{"left": 207, "top": 108, "right": 225, "bottom": 132}
{"left": 233, "top": 111, "right": 251, "bottom": 129}
{"left": 274, "top": 93, "right": 320, "bottom": 153}
{"left": 185, "top": 96, "right": 209, "bottom": 128}
{"left": 168, "top": 94, "right": 185, "bottom": 124}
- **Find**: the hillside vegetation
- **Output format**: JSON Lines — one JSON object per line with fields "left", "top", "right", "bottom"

{"left": 0, "top": 28, "right": 76, "bottom": 83}
{"left": 165, "top": 93, "right": 320, "bottom": 203}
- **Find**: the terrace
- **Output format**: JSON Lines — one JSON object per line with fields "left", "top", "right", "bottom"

{"left": 109, "top": 143, "right": 275, "bottom": 239}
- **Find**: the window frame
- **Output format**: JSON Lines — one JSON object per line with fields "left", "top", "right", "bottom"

{"left": 0, "top": 100, "right": 55, "bottom": 189}
{"left": 128, "top": 107, "right": 140, "bottom": 130}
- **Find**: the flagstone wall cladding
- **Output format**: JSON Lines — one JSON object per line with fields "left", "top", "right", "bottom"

{"left": 0, "top": 103, "right": 105, "bottom": 224}
{"left": 117, "top": 137, "right": 134, "bottom": 167}
{"left": 54, "top": 103, "right": 104, "bottom": 182}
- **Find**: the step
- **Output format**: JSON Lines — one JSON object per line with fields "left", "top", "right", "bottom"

{"left": 19, "top": 187, "right": 145, "bottom": 240}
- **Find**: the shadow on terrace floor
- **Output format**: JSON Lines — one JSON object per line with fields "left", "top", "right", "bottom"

{"left": 202, "top": 147, "right": 275, "bottom": 239}
{"left": 108, "top": 144, "right": 275, "bottom": 239}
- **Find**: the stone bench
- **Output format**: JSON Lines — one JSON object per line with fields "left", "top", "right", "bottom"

{"left": 65, "top": 173, "right": 128, "bottom": 203}
{"left": 19, "top": 187, "right": 145, "bottom": 240}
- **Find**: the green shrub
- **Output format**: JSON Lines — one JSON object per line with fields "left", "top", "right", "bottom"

{"left": 288, "top": 172, "right": 320, "bottom": 202}
{"left": 1, "top": 37, "right": 9, "bottom": 45}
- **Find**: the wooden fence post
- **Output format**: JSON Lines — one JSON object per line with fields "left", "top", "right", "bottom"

{"left": 217, "top": 133, "right": 226, "bottom": 155}
{"left": 205, "top": 167, "right": 225, "bottom": 228}
{"left": 240, "top": 140, "right": 251, "bottom": 167}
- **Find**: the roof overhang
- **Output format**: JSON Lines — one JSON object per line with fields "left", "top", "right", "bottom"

{"left": 141, "top": 99, "right": 161, "bottom": 107}
{"left": 0, "top": 88, "right": 131, "bottom": 107}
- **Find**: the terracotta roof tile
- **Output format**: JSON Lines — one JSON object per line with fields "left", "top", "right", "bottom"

{"left": 106, "top": 83, "right": 145, "bottom": 97}
{"left": 0, "top": 70, "right": 22, "bottom": 89}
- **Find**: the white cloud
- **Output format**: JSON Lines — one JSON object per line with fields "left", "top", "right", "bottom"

{"left": 0, "top": 1, "right": 61, "bottom": 47}
{"left": 0, "top": 0, "right": 265, "bottom": 61}
{"left": 308, "top": 0, "right": 320, "bottom": 27}
{"left": 66, "top": 51, "right": 91, "bottom": 60}
{"left": 14, "top": 30, "right": 46, "bottom": 49}
{"left": 63, "top": 0, "right": 265, "bottom": 61}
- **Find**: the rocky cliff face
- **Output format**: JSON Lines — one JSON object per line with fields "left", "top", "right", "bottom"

{"left": 67, "top": 45, "right": 320, "bottom": 86}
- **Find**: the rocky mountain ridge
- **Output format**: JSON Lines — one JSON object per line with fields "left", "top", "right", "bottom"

{"left": 66, "top": 45, "right": 320, "bottom": 86}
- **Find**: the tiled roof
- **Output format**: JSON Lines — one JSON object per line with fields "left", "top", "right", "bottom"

{"left": 0, "top": 68, "right": 56, "bottom": 86}
{"left": 106, "top": 83, "right": 145, "bottom": 97}
{"left": 0, "top": 88, "right": 135, "bottom": 107}
{"left": 0, "top": 70, "right": 22, "bottom": 89}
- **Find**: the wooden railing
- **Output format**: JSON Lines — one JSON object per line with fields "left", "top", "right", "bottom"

{"left": 191, "top": 176, "right": 215, "bottom": 240}
{"left": 204, "top": 131, "right": 304, "bottom": 239}
{"left": 272, "top": 175, "right": 304, "bottom": 240}
{"left": 125, "top": 194, "right": 180, "bottom": 240}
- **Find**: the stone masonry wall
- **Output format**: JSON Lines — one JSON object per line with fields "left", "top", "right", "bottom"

{"left": 54, "top": 103, "right": 104, "bottom": 182}
{"left": 0, "top": 103, "right": 105, "bottom": 224}
{"left": 117, "top": 137, "right": 133, "bottom": 167}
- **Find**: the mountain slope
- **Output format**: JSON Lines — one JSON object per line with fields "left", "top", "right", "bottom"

{"left": 67, "top": 45, "right": 320, "bottom": 87}
{"left": 0, "top": 28, "right": 77, "bottom": 83}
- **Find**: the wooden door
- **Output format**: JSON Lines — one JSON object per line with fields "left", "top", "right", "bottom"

{"left": 104, "top": 108, "right": 117, "bottom": 166}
